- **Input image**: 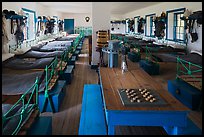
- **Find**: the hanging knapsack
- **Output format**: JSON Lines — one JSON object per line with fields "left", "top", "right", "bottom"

{"left": 188, "top": 11, "right": 202, "bottom": 24}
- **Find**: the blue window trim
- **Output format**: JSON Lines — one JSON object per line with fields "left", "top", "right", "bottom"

{"left": 24, "top": 13, "right": 29, "bottom": 40}
{"left": 166, "top": 7, "right": 186, "bottom": 42}
{"left": 145, "top": 13, "right": 156, "bottom": 37}
{"left": 53, "top": 16, "right": 58, "bottom": 23}
{"left": 125, "top": 18, "right": 130, "bottom": 33}
{"left": 22, "top": 8, "right": 37, "bottom": 40}
{"left": 134, "top": 16, "right": 140, "bottom": 34}
{"left": 174, "top": 12, "right": 186, "bottom": 42}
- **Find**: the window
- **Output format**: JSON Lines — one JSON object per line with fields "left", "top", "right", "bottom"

{"left": 134, "top": 16, "right": 140, "bottom": 34}
{"left": 53, "top": 16, "right": 58, "bottom": 34}
{"left": 23, "top": 13, "right": 29, "bottom": 40}
{"left": 174, "top": 12, "right": 185, "bottom": 42}
{"left": 145, "top": 13, "right": 156, "bottom": 37}
{"left": 125, "top": 18, "right": 129, "bottom": 33}
{"left": 150, "top": 16, "right": 155, "bottom": 37}
{"left": 22, "top": 8, "right": 36, "bottom": 41}
{"left": 166, "top": 8, "right": 186, "bottom": 42}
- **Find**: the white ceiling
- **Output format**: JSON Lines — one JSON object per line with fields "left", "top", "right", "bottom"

{"left": 39, "top": 2, "right": 161, "bottom": 14}
{"left": 109, "top": 2, "right": 160, "bottom": 14}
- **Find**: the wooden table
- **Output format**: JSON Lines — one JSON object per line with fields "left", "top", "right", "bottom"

{"left": 99, "top": 66, "right": 189, "bottom": 135}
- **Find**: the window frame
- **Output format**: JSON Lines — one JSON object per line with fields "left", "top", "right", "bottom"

{"left": 166, "top": 8, "right": 186, "bottom": 43}
{"left": 53, "top": 16, "right": 58, "bottom": 34}
{"left": 145, "top": 13, "right": 156, "bottom": 37}
{"left": 134, "top": 16, "right": 140, "bottom": 34}
{"left": 174, "top": 12, "right": 186, "bottom": 42}
{"left": 125, "top": 18, "right": 130, "bottom": 33}
{"left": 21, "top": 8, "right": 37, "bottom": 41}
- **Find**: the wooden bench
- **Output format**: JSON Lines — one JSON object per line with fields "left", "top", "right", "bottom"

{"left": 68, "top": 56, "right": 76, "bottom": 69}
{"left": 78, "top": 84, "right": 107, "bottom": 135}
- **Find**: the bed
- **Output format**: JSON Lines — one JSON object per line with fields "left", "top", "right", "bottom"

{"left": 144, "top": 45, "right": 186, "bottom": 54}
{"left": 15, "top": 50, "right": 64, "bottom": 59}
{"left": 33, "top": 40, "right": 73, "bottom": 52}
{"left": 2, "top": 56, "right": 60, "bottom": 105}
{"left": 2, "top": 56, "right": 55, "bottom": 70}
{"left": 2, "top": 51, "right": 56, "bottom": 98}
{"left": 2, "top": 71, "right": 46, "bottom": 95}
{"left": 55, "top": 36, "right": 76, "bottom": 41}
{"left": 2, "top": 78, "right": 40, "bottom": 135}
{"left": 30, "top": 42, "right": 48, "bottom": 51}
{"left": 150, "top": 50, "right": 202, "bottom": 90}
{"left": 151, "top": 51, "right": 202, "bottom": 66}
{"left": 129, "top": 39, "right": 159, "bottom": 48}
{"left": 2, "top": 53, "right": 15, "bottom": 62}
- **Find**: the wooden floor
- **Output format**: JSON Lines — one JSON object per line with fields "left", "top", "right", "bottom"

{"left": 40, "top": 38, "right": 202, "bottom": 135}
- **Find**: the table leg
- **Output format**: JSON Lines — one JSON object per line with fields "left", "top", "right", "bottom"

{"left": 109, "top": 52, "right": 113, "bottom": 68}
{"left": 108, "top": 125, "right": 115, "bottom": 135}
{"left": 163, "top": 126, "right": 183, "bottom": 135}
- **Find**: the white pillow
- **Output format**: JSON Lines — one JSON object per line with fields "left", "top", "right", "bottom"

{"left": 2, "top": 53, "right": 15, "bottom": 62}
{"left": 190, "top": 50, "right": 202, "bottom": 56}
{"left": 13, "top": 47, "right": 31, "bottom": 55}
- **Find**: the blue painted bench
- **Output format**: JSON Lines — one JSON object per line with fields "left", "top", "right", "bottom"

{"left": 168, "top": 79, "right": 202, "bottom": 110}
{"left": 139, "top": 59, "right": 160, "bottom": 75}
{"left": 76, "top": 46, "right": 82, "bottom": 53}
{"left": 59, "top": 65, "right": 74, "bottom": 85}
{"left": 68, "top": 56, "right": 76, "bottom": 69}
{"left": 38, "top": 80, "right": 66, "bottom": 112}
{"left": 78, "top": 84, "right": 107, "bottom": 135}
{"left": 27, "top": 116, "right": 52, "bottom": 135}
{"left": 73, "top": 50, "right": 80, "bottom": 60}
{"left": 128, "top": 52, "right": 141, "bottom": 62}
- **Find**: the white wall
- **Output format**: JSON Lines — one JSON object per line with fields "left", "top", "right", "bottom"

{"left": 92, "top": 2, "right": 111, "bottom": 65}
{"left": 2, "top": 2, "right": 37, "bottom": 13}
{"left": 123, "top": 2, "right": 202, "bottom": 53}
{"left": 110, "top": 14, "right": 125, "bottom": 34}
{"left": 2, "top": 2, "right": 62, "bottom": 18}
{"left": 2, "top": 2, "right": 63, "bottom": 54}
{"left": 36, "top": 3, "right": 62, "bottom": 19}
{"left": 123, "top": 2, "right": 202, "bottom": 19}
{"left": 187, "top": 23, "right": 202, "bottom": 53}
{"left": 110, "top": 23, "right": 125, "bottom": 34}
{"left": 61, "top": 13, "right": 92, "bottom": 27}
{"left": 111, "top": 14, "right": 124, "bottom": 20}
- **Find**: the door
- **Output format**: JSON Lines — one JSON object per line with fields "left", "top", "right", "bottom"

{"left": 64, "top": 19, "right": 74, "bottom": 34}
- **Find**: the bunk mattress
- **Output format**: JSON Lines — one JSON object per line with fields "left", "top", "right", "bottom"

{"left": 132, "top": 40, "right": 162, "bottom": 47}
{"left": 38, "top": 40, "right": 72, "bottom": 52}
{"left": 152, "top": 52, "right": 202, "bottom": 66}
{"left": 2, "top": 71, "right": 46, "bottom": 95}
{"left": 145, "top": 46, "right": 186, "bottom": 53}
{"left": 2, "top": 57, "right": 54, "bottom": 70}
{"left": 15, "top": 50, "right": 64, "bottom": 59}
{"left": 55, "top": 36, "right": 76, "bottom": 41}
{"left": 30, "top": 42, "right": 48, "bottom": 51}
{"left": 2, "top": 103, "right": 37, "bottom": 135}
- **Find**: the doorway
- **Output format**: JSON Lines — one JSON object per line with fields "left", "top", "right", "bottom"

{"left": 64, "top": 19, "right": 74, "bottom": 34}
